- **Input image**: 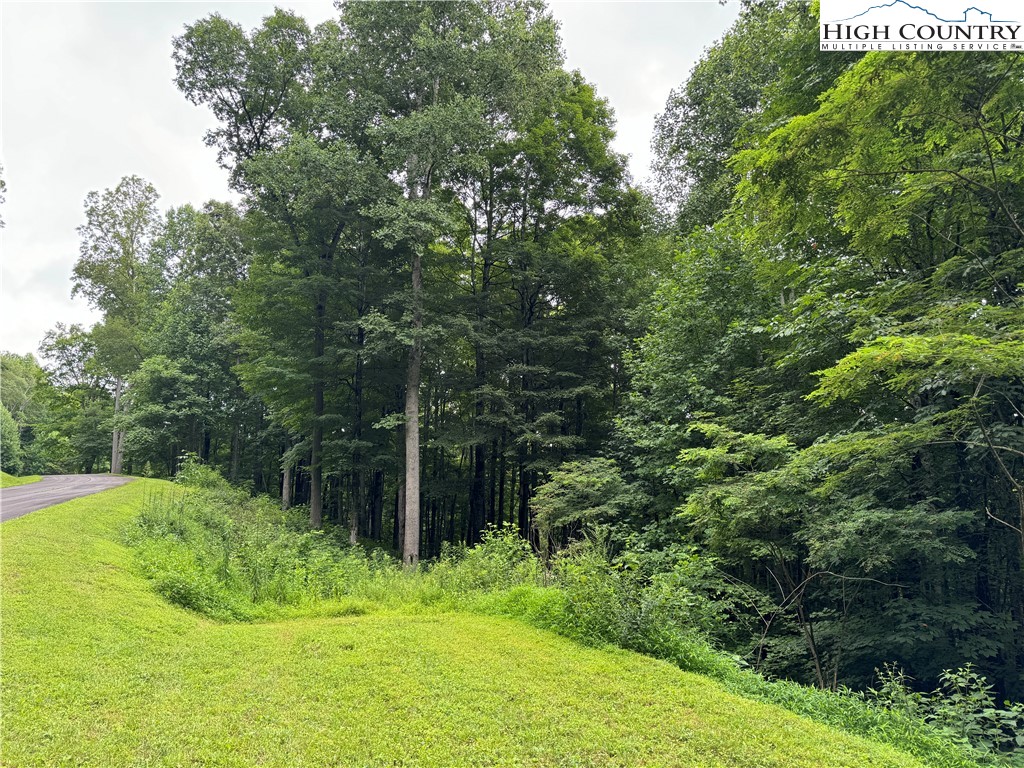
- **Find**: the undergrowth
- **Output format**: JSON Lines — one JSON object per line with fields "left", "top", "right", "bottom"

{"left": 125, "top": 459, "right": 1000, "bottom": 768}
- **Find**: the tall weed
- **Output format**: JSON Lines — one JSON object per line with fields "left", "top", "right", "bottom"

{"left": 126, "top": 461, "right": 992, "bottom": 768}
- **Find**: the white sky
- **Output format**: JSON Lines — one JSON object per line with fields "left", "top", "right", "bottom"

{"left": 0, "top": 0, "right": 739, "bottom": 357}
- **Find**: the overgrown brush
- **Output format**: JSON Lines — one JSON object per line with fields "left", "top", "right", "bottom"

{"left": 126, "top": 459, "right": 997, "bottom": 768}
{"left": 126, "top": 464, "right": 393, "bottom": 619}
{"left": 127, "top": 461, "right": 746, "bottom": 684}
{"left": 865, "top": 664, "right": 1024, "bottom": 766}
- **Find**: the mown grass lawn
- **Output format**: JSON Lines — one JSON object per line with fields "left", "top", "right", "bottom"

{"left": 1, "top": 480, "right": 929, "bottom": 767}
{"left": 0, "top": 471, "right": 42, "bottom": 488}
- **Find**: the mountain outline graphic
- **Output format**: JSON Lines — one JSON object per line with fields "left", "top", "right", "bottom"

{"left": 829, "top": 1, "right": 1016, "bottom": 23}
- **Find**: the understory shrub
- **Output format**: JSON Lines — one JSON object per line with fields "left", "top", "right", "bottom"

{"left": 542, "top": 539, "right": 737, "bottom": 678}
{"left": 867, "top": 664, "right": 1024, "bottom": 766}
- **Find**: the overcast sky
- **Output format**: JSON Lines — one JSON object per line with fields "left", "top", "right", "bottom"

{"left": 0, "top": 0, "right": 739, "bottom": 358}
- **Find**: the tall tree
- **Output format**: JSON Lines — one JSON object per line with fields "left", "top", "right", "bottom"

{"left": 0, "top": 404, "right": 23, "bottom": 475}
{"left": 175, "top": 10, "right": 333, "bottom": 522}
{"left": 171, "top": 2, "right": 640, "bottom": 567}
{"left": 640, "top": 9, "right": 1024, "bottom": 696}
{"left": 1, "top": 353, "right": 50, "bottom": 473}
{"left": 37, "top": 324, "right": 113, "bottom": 474}
{"left": 72, "top": 175, "right": 163, "bottom": 473}
{"left": 336, "top": 0, "right": 496, "bottom": 565}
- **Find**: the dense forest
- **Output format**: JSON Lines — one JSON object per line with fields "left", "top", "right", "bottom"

{"left": 2, "top": 0, "right": 1022, "bottom": 711}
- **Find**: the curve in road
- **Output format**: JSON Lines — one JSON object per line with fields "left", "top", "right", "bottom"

{"left": 0, "top": 475, "right": 135, "bottom": 523}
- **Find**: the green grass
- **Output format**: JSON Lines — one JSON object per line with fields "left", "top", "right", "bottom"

{"left": 1, "top": 480, "right": 934, "bottom": 767}
{"left": 0, "top": 471, "right": 42, "bottom": 488}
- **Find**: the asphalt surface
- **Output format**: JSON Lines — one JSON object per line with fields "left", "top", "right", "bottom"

{"left": 0, "top": 475, "right": 135, "bottom": 523}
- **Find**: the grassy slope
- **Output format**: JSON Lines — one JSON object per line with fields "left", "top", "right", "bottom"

{"left": 0, "top": 472, "right": 42, "bottom": 488}
{"left": 1, "top": 481, "right": 929, "bottom": 768}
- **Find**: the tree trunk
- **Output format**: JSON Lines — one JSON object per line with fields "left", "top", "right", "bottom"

{"left": 497, "top": 432, "right": 507, "bottom": 527}
{"left": 395, "top": 482, "right": 406, "bottom": 553}
{"left": 469, "top": 345, "right": 487, "bottom": 544}
{"left": 487, "top": 438, "right": 498, "bottom": 525}
{"left": 310, "top": 415, "right": 323, "bottom": 528}
{"left": 370, "top": 469, "right": 384, "bottom": 541}
{"left": 403, "top": 248, "right": 422, "bottom": 566}
{"left": 403, "top": 153, "right": 428, "bottom": 566}
{"left": 351, "top": 324, "right": 365, "bottom": 545}
{"left": 310, "top": 291, "right": 326, "bottom": 528}
{"left": 281, "top": 458, "right": 292, "bottom": 511}
{"left": 350, "top": 466, "right": 361, "bottom": 545}
{"left": 518, "top": 457, "right": 530, "bottom": 539}
{"left": 230, "top": 424, "right": 241, "bottom": 483}
{"left": 469, "top": 239, "right": 492, "bottom": 544}
{"left": 110, "top": 378, "right": 125, "bottom": 474}
{"left": 470, "top": 445, "right": 486, "bottom": 544}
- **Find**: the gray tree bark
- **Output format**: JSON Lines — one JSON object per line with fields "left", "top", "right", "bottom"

{"left": 403, "top": 248, "right": 422, "bottom": 567}
{"left": 110, "top": 379, "right": 125, "bottom": 474}
{"left": 281, "top": 458, "right": 292, "bottom": 511}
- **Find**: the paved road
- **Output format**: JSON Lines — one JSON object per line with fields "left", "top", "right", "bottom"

{"left": 0, "top": 475, "right": 134, "bottom": 523}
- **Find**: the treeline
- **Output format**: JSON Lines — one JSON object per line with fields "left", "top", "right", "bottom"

{"left": 9, "top": 2, "right": 655, "bottom": 565}
{"left": 630, "top": 2, "right": 1024, "bottom": 700}
{"left": 4, "top": 0, "right": 1023, "bottom": 708}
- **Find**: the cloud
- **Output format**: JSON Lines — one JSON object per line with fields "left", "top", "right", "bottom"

{"left": 0, "top": 0, "right": 738, "bottom": 356}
